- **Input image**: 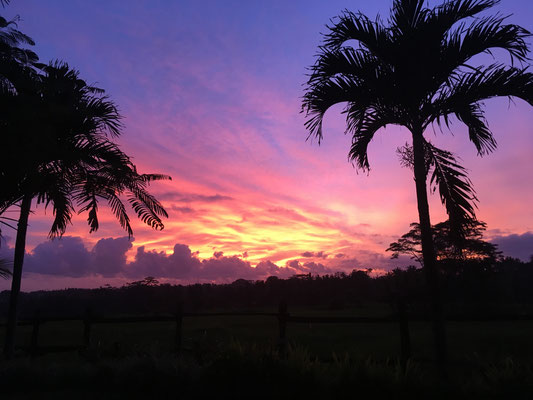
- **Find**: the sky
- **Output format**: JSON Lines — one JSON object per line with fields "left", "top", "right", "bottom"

{"left": 1, "top": 0, "right": 532, "bottom": 291}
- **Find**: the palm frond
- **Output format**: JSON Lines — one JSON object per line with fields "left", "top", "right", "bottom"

{"left": 106, "top": 192, "right": 133, "bottom": 237}
{"left": 35, "top": 176, "right": 75, "bottom": 238}
{"left": 428, "top": 0, "right": 500, "bottom": 36}
{"left": 450, "top": 13, "right": 530, "bottom": 64}
{"left": 303, "top": 75, "right": 369, "bottom": 142}
{"left": 139, "top": 173, "right": 172, "bottom": 183}
{"left": 433, "top": 11, "right": 531, "bottom": 99}
{"left": 431, "top": 65, "right": 533, "bottom": 149}
{"left": 389, "top": 0, "right": 428, "bottom": 34}
{"left": 425, "top": 141, "right": 478, "bottom": 236}
{"left": 455, "top": 102, "right": 496, "bottom": 155}
{"left": 0, "top": 258, "right": 11, "bottom": 279}
{"left": 345, "top": 107, "right": 394, "bottom": 171}
{"left": 435, "top": 64, "right": 533, "bottom": 110}
{"left": 307, "top": 47, "right": 382, "bottom": 85}
{"left": 127, "top": 197, "right": 164, "bottom": 231}
{"left": 323, "top": 9, "right": 392, "bottom": 60}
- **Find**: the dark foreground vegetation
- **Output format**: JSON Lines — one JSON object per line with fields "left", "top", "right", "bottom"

{"left": 2, "top": 343, "right": 533, "bottom": 399}
{"left": 1, "top": 259, "right": 533, "bottom": 398}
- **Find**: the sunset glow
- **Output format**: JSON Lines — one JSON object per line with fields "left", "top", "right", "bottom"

{"left": 1, "top": 0, "right": 532, "bottom": 291}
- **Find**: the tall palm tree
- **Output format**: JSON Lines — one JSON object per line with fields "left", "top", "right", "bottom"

{"left": 1, "top": 62, "right": 170, "bottom": 358}
{"left": 302, "top": 0, "right": 533, "bottom": 371}
{"left": 0, "top": 3, "right": 38, "bottom": 283}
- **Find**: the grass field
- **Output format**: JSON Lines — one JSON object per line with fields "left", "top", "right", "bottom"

{"left": 3, "top": 305, "right": 533, "bottom": 363}
{"left": 2, "top": 306, "right": 533, "bottom": 398}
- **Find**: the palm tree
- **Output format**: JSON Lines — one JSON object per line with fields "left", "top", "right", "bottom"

{"left": 302, "top": 0, "right": 533, "bottom": 371}
{"left": 0, "top": 3, "right": 38, "bottom": 283}
{"left": 0, "top": 7, "right": 40, "bottom": 93}
{"left": 1, "top": 62, "right": 170, "bottom": 358}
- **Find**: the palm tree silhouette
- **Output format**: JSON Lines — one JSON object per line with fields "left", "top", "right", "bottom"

{"left": 0, "top": 3, "right": 38, "bottom": 282}
{"left": 1, "top": 62, "right": 170, "bottom": 358}
{"left": 302, "top": 0, "right": 533, "bottom": 372}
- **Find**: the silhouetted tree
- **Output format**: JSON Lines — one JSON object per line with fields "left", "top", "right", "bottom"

{"left": 302, "top": 0, "right": 533, "bottom": 371}
{"left": 388, "top": 219, "right": 502, "bottom": 265}
{"left": 126, "top": 277, "right": 161, "bottom": 288}
{"left": 0, "top": 4, "right": 40, "bottom": 244}
{"left": 0, "top": 60, "right": 170, "bottom": 358}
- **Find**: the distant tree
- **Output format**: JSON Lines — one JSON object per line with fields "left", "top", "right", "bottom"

{"left": 303, "top": 0, "right": 533, "bottom": 371}
{"left": 388, "top": 219, "right": 501, "bottom": 265}
{"left": 126, "top": 277, "right": 161, "bottom": 288}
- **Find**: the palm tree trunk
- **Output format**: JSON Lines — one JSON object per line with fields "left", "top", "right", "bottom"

{"left": 411, "top": 129, "right": 447, "bottom": 376}
{"left": 3, "top": 194, "right": 32, "bottom": 359}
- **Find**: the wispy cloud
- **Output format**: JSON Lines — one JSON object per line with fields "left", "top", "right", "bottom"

{"left": 3, "top": 0, "right": 532, "bottom": 289}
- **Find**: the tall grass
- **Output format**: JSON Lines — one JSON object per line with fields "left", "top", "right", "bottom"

{"left": 1, "top": 341, "right": 533, "bottom": 399}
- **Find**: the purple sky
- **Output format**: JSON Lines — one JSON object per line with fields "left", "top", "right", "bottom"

{"left": 1, "top": 0, "right": 532, "bottom": 291}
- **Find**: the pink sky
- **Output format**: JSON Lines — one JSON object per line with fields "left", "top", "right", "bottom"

{"left": 1, "top": 0, "right": 532, "bottom": 291}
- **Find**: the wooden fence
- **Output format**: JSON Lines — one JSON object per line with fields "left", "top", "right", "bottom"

{"left": 0, "top": 300, "right": 414, "bottom": 364}
{"left": 5, "top": 301, "right": 533, "bottom": 364}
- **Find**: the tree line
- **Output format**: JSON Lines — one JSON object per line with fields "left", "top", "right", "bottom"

{"left": 1, "top": 256, "right": 531, "bottom": 320}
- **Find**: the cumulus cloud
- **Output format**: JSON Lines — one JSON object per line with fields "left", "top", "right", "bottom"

{"left": 11, "top": 236, "right": 323, "bottom": 283}
{"left": 24, "top": 237, "right": 92, "bottom": 277}
{"left": 23, "top": 236, "right": 132, "bottom": 278}
{"left": 286, "top": 259, "right": 332, "bottom": 275}
{"left": 91, "top": 237, "right": 132, "bottom": 276}
{"left": 1, "top": 232, "right": 424, "bottom": 286}
{"left": 491, "top": 232, "right": 533, "bottom": 262}
{"left": 126, "top": 243, "right": 201, "bottom": 278}
{"left": 300, "top": 251, "right": 327, "bottom": 259}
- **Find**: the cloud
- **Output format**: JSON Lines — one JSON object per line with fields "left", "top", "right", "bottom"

{"left": 23, "top": 236, "right": 132, "bottom": 278}
{"left": 24, "top": 237, "right": 92, "bottom": 278}
{"left": 491, "top": 232, "right": 533, "bottom": 262}
{"left": 158, "top": 191, "right": 233, "bottom": 203}
{"left": 126, "top": 243, "right": 201, "bottom": 278}
{"left": 12, "top": 236, "right": 316, "bottom": 283}
{"left": 286, "top": 259, "right": 332, "bottom": 275}
{"left": 91, "top": 237, "right": 132, "bottom": 276}
{"left": 254, "top": 260, "right": 291, "bottom": 278}
{"left": 170, "top": 206, "right": 195, "bottom": 214}
{"left": 300, "top": 251, "right": 327, "bottom": 259}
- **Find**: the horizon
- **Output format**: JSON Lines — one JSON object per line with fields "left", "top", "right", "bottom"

{"left": 1, "top": 0, "right": 532, "bottom": 292}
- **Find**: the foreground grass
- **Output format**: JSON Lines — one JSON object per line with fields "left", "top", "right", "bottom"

{"left": 4, "top": 314, "right": 533, "bottom": 362}
{"left": 3, "top": 305, "right": 533, "bottom": 398}
{"left": 1, "top": 342, "right": 533, "bottom": 399}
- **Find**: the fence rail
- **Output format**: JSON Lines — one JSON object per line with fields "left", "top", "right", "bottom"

{"left": 3, "top": 302, "right": 533, "bottom": 363}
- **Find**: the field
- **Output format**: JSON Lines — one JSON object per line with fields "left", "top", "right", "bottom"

{"left": 2, "top": 305, "right": 533, "bottom": 398}
{"left": 3, "top": 305, "right": 533, "bottom": 362}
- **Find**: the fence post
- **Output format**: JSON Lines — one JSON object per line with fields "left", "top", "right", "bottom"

{"left": 397, "top": 298, "right": 411, "bottom": 370}
{"left": 174, "top": 302, "right": 183, "bottom": 355}
{"left": 30, "top": 309, "right": 41, "bottom": 357}
{"left": 83, "top": 308, "right": 93, "bottom": 348}
{"left": 278, "top": 300, "right": 289, "bottom": 359}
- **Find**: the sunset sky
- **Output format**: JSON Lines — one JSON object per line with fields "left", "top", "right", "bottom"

{"left": 1, "top": 0, "right": 532, "bottom": 291}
